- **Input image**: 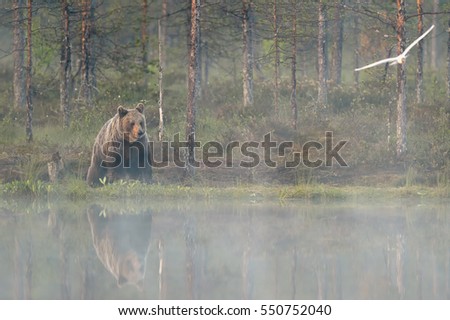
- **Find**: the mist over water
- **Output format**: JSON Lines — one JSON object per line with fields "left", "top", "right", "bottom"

{"left": 0, "top": 198, "right": 448, "bottom": 299}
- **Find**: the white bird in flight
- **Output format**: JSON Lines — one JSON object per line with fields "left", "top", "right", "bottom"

{"left": 355, "top": 25, "right": 434, "bottom": 72}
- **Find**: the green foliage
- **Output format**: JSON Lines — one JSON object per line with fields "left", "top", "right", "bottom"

{"left": 64, "top": 178, "right": 89, "bottom": 200}
{"left": 0, "top": 117, "right": 23, "bottom": 145}
{"left": 1, "top": 156, "right": 51, "bottom": 197}
{"left": 69, "top": 107, "right": 108, "bottom": 147}
{"left": 405, "top": 166, "right": 418, "bottom": 187}
{"left": 2, "top": 179, "right": 50, "bottom": 197}
{"left": 437, "top": 167, "right": 449, "bottom": 188}
{"left": 279, "top": 184, "right": 347, "bottom": 201}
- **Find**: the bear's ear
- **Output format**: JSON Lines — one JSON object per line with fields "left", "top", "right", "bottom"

{"left": 135, "top": 103, "right": 144, "bottom": 114}
{"left": 117, "top": 106, "right": 128, "bottom": 118}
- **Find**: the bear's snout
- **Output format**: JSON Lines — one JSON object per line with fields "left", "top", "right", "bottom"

{"left": 130, "top": 125, "right": 144, "bottom": 140}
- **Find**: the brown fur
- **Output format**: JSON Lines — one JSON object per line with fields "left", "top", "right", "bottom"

{"left": 86, "top": 103, "right": 152, "bottom": 186}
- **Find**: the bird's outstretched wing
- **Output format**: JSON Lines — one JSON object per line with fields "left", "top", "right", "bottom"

{"left": 355, "top": 57, "right": 398, "bottom": 72}
{"left": 403, "top": 25, "right": 434, "bottom": 56}
{"left": 354, "top": 25, "right": 434, "bottom": 72}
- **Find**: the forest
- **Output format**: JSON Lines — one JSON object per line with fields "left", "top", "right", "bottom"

{"left": 0, "top": 0, "right": 449, "bottom": 198}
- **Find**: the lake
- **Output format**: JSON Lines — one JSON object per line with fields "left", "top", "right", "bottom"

{"left": 0, "top": 197, "right": 448, "bottom": 299}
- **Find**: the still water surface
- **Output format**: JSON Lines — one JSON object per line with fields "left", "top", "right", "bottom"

{"left": 0, "top": 197, "right": 448, "bottom": 299}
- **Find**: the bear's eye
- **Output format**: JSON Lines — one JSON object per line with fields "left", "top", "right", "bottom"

{"left": 130, "top": 121, "right": 135, "bottom": 126}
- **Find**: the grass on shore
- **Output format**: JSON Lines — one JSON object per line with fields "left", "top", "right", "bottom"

{"left": 1, "top": 176, "right": 448, "bottom": 202}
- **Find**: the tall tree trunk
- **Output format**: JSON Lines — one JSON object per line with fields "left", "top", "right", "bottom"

{"left": 353, "top": 0, "right": 361, "bottom": 88}
{"left": 317, "top": 0, "right": 328, "bottom": 108}
{"left": 25, "top": 0, "right": 33, "bottom": 142}
{"left": 416, "top": 0, "right": 424, "bottom": 104}
{"left": 185, "top": 1, "right": 191, "bottom": 87}
{"left": 382, "top": 48, "right": 393, "bottom": 84}
{"left": 89, "top": 0, "right": 96, "bottom": 98}
{"left": 396, "top": 0, "right": 407, "bottom": 159}
{"left": 158, "top": 0, "right": 167, "bottom": 141}
{"left": 431, "top": 0, "right": 438, "bottom": 70}
{"left": 203, "top": 41, "right": 209, "bottom": 92}
{"left": 331, "top": 0, "right": 343, "bottom": 85}
{"left": 447, "top": 17, "right": 450, "bottom": 103}
{"left": 386, "top": 46, "right": 394, "bottom": 151}
{"left": 158, "top": 14, "right": 165, "bottom": 141}
{"left": 13, "top": 0, "right": 26, "bottom": 110}
{"left": 186, "top": 0, "right": 200, "bottom": 175}
{"left": 273, "top": 0, "right": 280, "bottom": 115}
{"left": 242, "top": 0, "right": 254, "bottom": 107}
{"left": 290, "top": 1, "right": 297, "bottom": 130}
{"left": 81, "top": 0, "right": 92, "bottom": 107}
{"left": 60, "top": 0, "right": 71, "bottom": 128}
{"left": 141, "top": 0, "right": 148, "bottom": 89}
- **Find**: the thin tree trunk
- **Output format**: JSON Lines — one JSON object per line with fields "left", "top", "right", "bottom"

{"left": 317, "top": 0, "right": 328, "bottom": 108}
{"left": 431, "top": 0, "right": 438, "bottom": 70}
{"left": 60, "top": 0, "right": 71, "bottom": 128}
{"left": 242, "top": 0, "right": 254, "bottom": 107}
{"left": 81, "top": 0, "right": 92, "bottom": 107}
{"left": 273, "top": 0, "right": 280, "bottom": 115}
{"left": 13, "top": 0, "right": 25, "bottom": 110}
{"left": 158, "top": 16, "right": 165, "bottom": 141}
{"left": 447, "top": 17, "right": 450, "bottom": 103}
{"left": 141, "top": 0, "right": 148, "bottom": 89}
{"left": 290, "top": 1, "right": 297, "bottom": 130}
{"left": 158, "top": 0, "right": 167, "bottom": 142}
{"left": 396, "top": 0, "right": 407, "bottom": 160}
{"left": 158, "top": 0, "right": 167, "bottom": 141}
{"left": 186, "top": 0, "right": 200, "bottom": 175}
{"left": 89, "top": 0, "right": 96, "bottom": 98}
{"left": 186, "top": 1, "right": 191, "bottom": 87}
{"left": 387, "top": 46, "right": 393, "bottom": 151}
{"left": 416, "top": 0, "right": 424, "bottom": 104}
{"left": 382, "top": 47, "right": 393, "bottom": 84}
{"left": 197, "top": 22, "right": 202, "bottom": 100}
{"left": 25, "top": 0, "right": 33, "bottom": 142}
{"left": 203, "top": 41, "right": 209, "bottom": 92}
{"left": 331, "top": 0, "right": 343, "bottom": 85}
{"left": 354, "top": 0, "right": 361, "bottom": 88}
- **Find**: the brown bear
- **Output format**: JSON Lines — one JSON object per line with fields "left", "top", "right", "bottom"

{"left": 87, "top": 204, "right": 153, "bottom": 290}
{"left": 86, "top": 103, "right": 152, "bottom": 186}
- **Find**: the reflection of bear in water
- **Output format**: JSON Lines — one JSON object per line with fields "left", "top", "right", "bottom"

{"left": 87, "top": 205, "right": 152, "bottom": 290}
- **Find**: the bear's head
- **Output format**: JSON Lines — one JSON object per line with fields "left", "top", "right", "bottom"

{"left": 117, "top": 103, "right": 146, "bottom": 142}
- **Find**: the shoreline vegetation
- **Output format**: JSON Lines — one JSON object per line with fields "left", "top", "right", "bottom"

{"left": 1, "top": 77, "right": 448, "bottom": 202}
{"left": 0, "top": 100, "right": 448, "bottom": 202}
{"left": 1, "top": 180, "right": 449, "bottom": 202}
{"left": 0, "top": 165, "right": 448, "bottom": 201}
